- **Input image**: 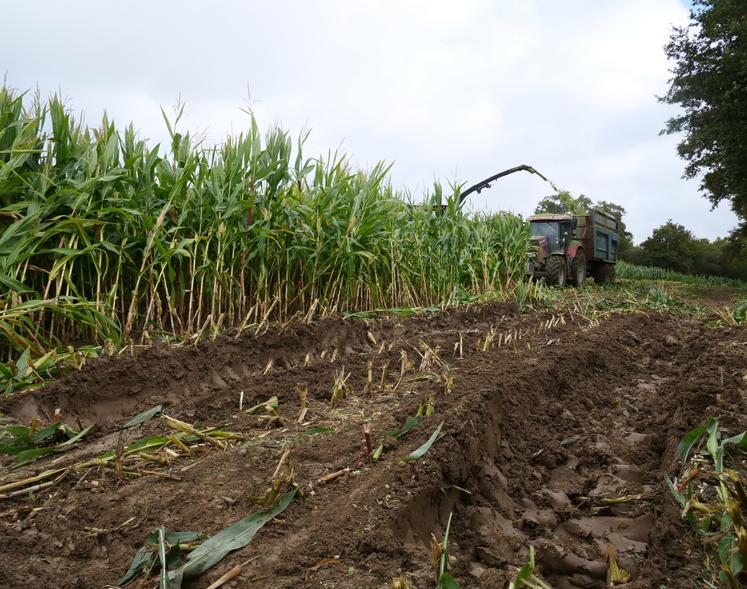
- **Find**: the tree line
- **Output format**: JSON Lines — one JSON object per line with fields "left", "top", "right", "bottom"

{"left": 642, "top": 0, "right": 747, "bottom": 281}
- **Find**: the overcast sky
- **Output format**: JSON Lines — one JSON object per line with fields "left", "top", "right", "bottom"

{"left": 2, "top": 0, "right": 737, "bottom": 242}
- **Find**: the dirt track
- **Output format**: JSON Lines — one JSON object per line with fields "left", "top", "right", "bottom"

{"left": 1, "top": 303, "right": 745, "bottom": 588}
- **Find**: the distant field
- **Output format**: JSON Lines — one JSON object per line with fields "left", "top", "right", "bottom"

{"left": 617, "top": 260, "right": 746, "bottom": 288}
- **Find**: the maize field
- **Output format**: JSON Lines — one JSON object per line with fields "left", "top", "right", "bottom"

{"left": 0, "top": 84, "right": 529, "bottom": 394}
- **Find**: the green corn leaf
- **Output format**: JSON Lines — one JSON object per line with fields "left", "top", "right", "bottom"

{"left": 15, "top": 348, "right": 31, "bottom": 379}
{"left": 32, "top": 350, "right": 58, "bottom": 372}
{"left": 122, "top": 405, "right": 163, "bottom": 429}
{"left": 438, "top": 572, "right": 461, "bottom": 589}
{"left": 0, "top": 362, "right": 13, "bottom": 379}
{"left": 125, "top": 436, "right": 172, "bottom": 454}
{"left": 706, "top": 417, "right": 725, "bottom": 472}
{"left": 509, "top": 546, "right": 537, "bottom": 589}
{"left": 720, "top": 512, "right": 733, "bottom": 532}
{"left": 386, "top": 415, "right": 422, "bottom": 439}
{"left": 117, "top": 530, "right": 202, "bottom": 586}
{"left": 510, "top": 564, "right": 535, "bottom": 588}
{"left": 57, "top": 424, "right": 93, "bottom": 447}
{"left": 173, "top": 488, "right": 297, "bottom": 580}
{"left": 88, "top": 435, "right": 171, "bottom": 464}
{"left": 158, "top": 527, "right": 169, "bottom": 589}
{"left": 1, "top": 425, "right": 32, "bottom": 445}
{"left": 731, "top": 551, "right": 744, "bottom": 577}
{"left": 117, "top": 545, "right": 157, "bottom": 585}
{"left": 722, "top": 431, "right": 747, "bottom": 448}
{"left": 718, "top": 534, "right": 735, "bottom": 570}
{"left": 30, "top": 423, "right": 61, "bottom": 443}
{"left": 440, "top": 512, "right": 453, "bottom": 577}
{"left": 678, "top": 423, "right": 707, "bottom": 463}
{"left": 0, "top": 424, "right": 91, "bottom": 464}
{"left": 0, "top": 272, "right": 33, "bottom": 293}
{"left": 403, "top": 422, "right": 444, "bottom": 462}
{"left": 14, "top": 446, "right": 58, "bottom": 465}
{"left": 154, "top": 531, "right": 202, "bottom": 545}
{"left": 666, "top": 477, "right": 687, "bottom": 509}
{"left": 303, "top": 426, "right": 332, "bottom": 436}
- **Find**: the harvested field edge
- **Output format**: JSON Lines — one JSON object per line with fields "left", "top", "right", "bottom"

{"left": 0, "top": 302, "right": 745, "bottom": 588}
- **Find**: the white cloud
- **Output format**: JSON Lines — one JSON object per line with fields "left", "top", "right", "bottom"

{"left": 1, "top": 0, "right": 738, "bottom": 241}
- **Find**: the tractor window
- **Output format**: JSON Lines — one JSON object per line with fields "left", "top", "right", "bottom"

{"left": 530, "top": 221, "right": 560, "bottom": 250}
{"left": 559, "top": 221, "right": 572, "bottom": 247}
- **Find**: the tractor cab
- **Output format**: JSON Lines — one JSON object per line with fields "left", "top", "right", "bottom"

{"left": 528, "top": 214, "right": 576, "bottom": 254}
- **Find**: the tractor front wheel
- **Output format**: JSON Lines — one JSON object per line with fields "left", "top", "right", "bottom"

{"left": 571, "top": 251, "right": 586, "bottom": 287}
{"left": 546, "top": 255, "right": 567, "bottom": 287}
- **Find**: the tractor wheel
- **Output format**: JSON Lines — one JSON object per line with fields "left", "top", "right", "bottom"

{"left": 546, "top": 255, "right": 567, "bottom": 287}
{"left": 594, "top": 262, "right": 614, "bottom": 284}
{"left": 571, "top": 251, "right": 586, "bottom": 287}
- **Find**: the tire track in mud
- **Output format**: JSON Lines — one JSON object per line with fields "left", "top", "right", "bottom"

{"left": 389, "top": 313, "right": 745, "bottom": 589}
{"left": 457, "top": 316, "right": 673, "bottom": 588}
{"left": 0, "top": 305, "right": 744, "bottom": 588}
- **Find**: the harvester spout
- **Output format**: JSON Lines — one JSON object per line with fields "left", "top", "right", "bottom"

{"left": 459, "top": 164, "right": 557, "bottom": 205}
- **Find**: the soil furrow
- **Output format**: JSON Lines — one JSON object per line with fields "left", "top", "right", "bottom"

{"left": 0, "top": 304, "right": 744, "bottom": 588}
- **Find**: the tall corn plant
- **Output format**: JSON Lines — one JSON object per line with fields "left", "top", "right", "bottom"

{"left": 0, "top": 83, "right": 530, "bottom": 393}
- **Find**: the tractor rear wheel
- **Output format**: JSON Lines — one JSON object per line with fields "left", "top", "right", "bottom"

{"left": 571, "top": 251, "right": 586, "bottom": 287}
{"left": 594, "top": 262, "right": 615, "bottom": 284}
{"left": 546, "top": 255, "right": 567, "bottom": 287}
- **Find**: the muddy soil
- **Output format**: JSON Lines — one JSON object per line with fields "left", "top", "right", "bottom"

{"left": 0, "top": 303, "right": 745, "bottom": 588}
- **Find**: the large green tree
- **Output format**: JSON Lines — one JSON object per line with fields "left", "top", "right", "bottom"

{"left": 631, "top": 220, "right": 747, "bottom": 278}
{"left": 636, "top": 221, "right": 699, "bottom": 273}
{"left": 720, "top": 223, "right": 747, "bottom": 279}
{"left": 534, "top": 191, "right": 593, "bottom": 215}
{"left": 661, "top": 0, "right": 747, "bottom": 218}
